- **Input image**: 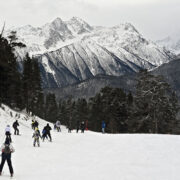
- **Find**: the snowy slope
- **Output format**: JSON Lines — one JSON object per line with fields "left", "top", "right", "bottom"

{"left": 0, "top": 105, "right": 180, "bottom": 180}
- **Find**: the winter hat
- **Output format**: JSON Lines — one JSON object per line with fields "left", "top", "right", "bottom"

{"left": 5, "top": 138, "right": 10, "bottom": 145}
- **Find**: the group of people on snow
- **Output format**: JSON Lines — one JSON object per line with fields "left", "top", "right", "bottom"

{"left": 0, "top": 117, "right": 106, "bottom": 177}
{"left": 32, "top": 121, "right": 52, "bottom": 147}
{"left": 5, "top": 120, "right": 20, "bottom": 143}
{"left": 31, "top": 120, "right": 39, "bottom": 130}
{"left": 75, "top": 120, "right": 85, "bottom": 133}
{"left": 0, "top": 120, "right": 20, "bottom": 177}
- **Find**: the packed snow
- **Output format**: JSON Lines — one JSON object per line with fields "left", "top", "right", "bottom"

{"left": 0, "top": 105, "right": 180, "bottom": 180}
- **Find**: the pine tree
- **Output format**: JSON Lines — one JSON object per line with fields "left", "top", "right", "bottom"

{"left": 0, "top": 31, "right": 24, "bottom": 109}
{"left": 128, "top": 69, "right": 179, "bottom": 134}
{"left": 45, "top": 93, "right": 58, "bottom": 123}
{"left": 22, "top": 54, "right": 33, "bottom": 113}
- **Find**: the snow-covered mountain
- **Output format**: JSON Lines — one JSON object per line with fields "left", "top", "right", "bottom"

{"left": 0, "top": 104, "right": 180, "bottom": 180}
{"left": 157, "top": 30, "right": 180, "bottom": 55}
{"left": 6, "top": 17, "right": 175, "bottom": 88}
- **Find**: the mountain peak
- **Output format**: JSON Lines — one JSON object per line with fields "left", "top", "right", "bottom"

{"left": 51, "top": 17, "right": 63, "bottom": 25}
{"left": 66, "top": 16, "right": 93, "bottom": 34}
{"left": 114, "top": 22, "right": 139, "bottom": 33}
{"left": 68, "top": 16, "right": 89, "bottom": 26}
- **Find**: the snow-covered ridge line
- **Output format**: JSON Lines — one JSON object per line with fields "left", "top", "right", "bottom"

{"left": 5, "top": 17, "right": 176, "bottom": 88}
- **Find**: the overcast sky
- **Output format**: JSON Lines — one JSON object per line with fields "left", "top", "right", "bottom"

{"left": 0, "top": 0, "right": 179, "bottom": 40}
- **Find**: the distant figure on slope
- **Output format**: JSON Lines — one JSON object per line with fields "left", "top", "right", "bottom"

{"left": 32, "top": 127, "right": 41, "bottom": 147}
{"left": 68, "top": 120, "right": 72, "bottom": 133}
{"left": 0, "top": 138, "right": 15, "bottom": 177}
{"left": 5, "top": 125, "right": 12, "bottom": 143}
{"left": 54, "top": 123, "right": 57, "bottom": 130}
{"left": 31, "top": 120, "right": 35, "bottom": 130}
{"left": 76, "top": 120, "right": 80, "bottom": 133}
{"left": 12, "top": 120, "right": 19, "bottom": 135}
{"left": 34, "top": 120, "right": 39, "bottom": 128}
{"left": 45, "top": 124, "right": 52, "bottom": 142}
{"left": 56, "top": 120, "right": 61, "bottom": 132}
{"left": 81, "top": 121, "right": 85, "bottom": 133}
{"left": 42, "top": 127, "right": 48, "bottom": 142}
{"left": 101, "top": 121, "right": 106, "bottom": 134}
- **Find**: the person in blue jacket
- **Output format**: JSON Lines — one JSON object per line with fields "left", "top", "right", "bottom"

{"left": 102, "top": 121, "right": 106, "bottom": 134}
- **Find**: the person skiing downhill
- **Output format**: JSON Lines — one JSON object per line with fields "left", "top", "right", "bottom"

{"left": 32, "top": 127, "right": 41, "bottom": 147}
{"left": 0, "top": 138, "right": 15, "bottom": 177}
{"left": 13, "top": 120, "right": 19, "bottom": 135}
{"left": 5, "top": 125, "right": 12, "bottom": 143}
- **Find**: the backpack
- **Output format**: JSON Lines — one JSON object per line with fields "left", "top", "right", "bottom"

{"left": 4, "top": 144, "right": 11, "bottom": 154}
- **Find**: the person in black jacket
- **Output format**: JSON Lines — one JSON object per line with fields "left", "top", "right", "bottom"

{"left": 41, "top": 127, "right": 46, "bottom": 141}
{"left": 76, "top": 120, "right": 80, "bottom": 133}
{"left": 0, "top": 138, "right": 15, "bottom": 177}
{"left": 34, "top": 120, "right": 39, "bottom": 128}
{"left": 12, "top": 120, "right": 19, "bottom": 135}
{"left": 45, "top": 124, "right": 52, "bottom": 142}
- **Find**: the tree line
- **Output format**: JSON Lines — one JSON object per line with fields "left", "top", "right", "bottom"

{"left": 45, "top": 70, "right": 180, "bottom": 134}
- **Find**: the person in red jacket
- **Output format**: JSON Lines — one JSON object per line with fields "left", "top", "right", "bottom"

{"left": 0, "top": 138, "right": 15, "bottom": 177}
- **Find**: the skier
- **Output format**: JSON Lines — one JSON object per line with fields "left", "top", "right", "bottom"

{"left": 44, "top": 124, "right": 52, "bottom": 142}
{"left": 34, "top": 120, "right": 39, "bottom": 128}
{"left": 56, "top": 120, "right": 61, "bottom": 132}
{"left": 54, "top": 123, "right": 57, "bottom": 131}
{"left": 42, "top": 127, "right": 48, "bottom": 142}
{"left": 102, "top": 121, "right": 106, "bottom": 134}
{"left": 12, "top": 120, "right": 19, "bottom": 135}
{"left": 5, "top": 125, "right": 12, "bottom": 143}
{"left": 32, "top": 127, "right": 41, "bottom": 147}
{"left": 76, "top": 120, "right": 80, "bottom": 133}
{"left": 0, "top": 138, "right": 15, "bottom": 177}
{"left": 31, "top": 120, "right": 35, "bottom": 130}
{"left": 81, "top": 121, "right": 85, "bottom": 133}
{"left": 68, "top": 120, "right": 72, "bottom": 133}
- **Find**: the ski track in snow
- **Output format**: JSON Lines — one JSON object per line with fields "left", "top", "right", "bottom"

{"left": 0, "top": 105, "right": 180, "bottom": 180}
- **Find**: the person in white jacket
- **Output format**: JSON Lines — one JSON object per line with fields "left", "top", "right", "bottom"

{"left": 5, "top": 125, "right": 12, "bottom": 143}
{"left": 56, "top": 121, "right": 61, "bottom": 132}
{"left": 0, "top": 138, "right": 15, "bottom": 177}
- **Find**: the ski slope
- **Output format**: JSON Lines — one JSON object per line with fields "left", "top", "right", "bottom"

{"left": 0, "top": 105, "right": 180, "bottom": 180}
